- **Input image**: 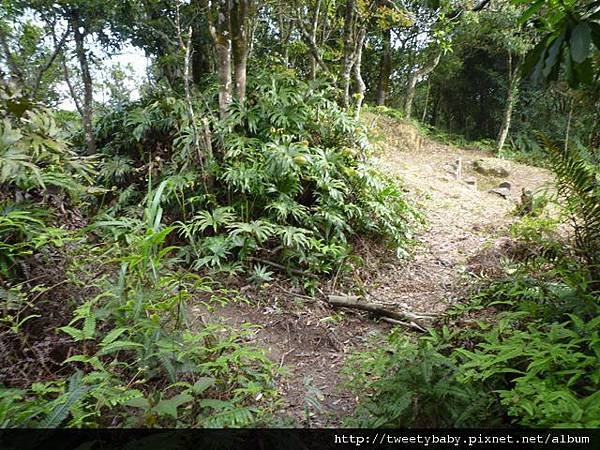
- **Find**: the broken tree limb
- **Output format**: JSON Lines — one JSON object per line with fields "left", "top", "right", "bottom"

{"left": 380, "top": 317, "right": 427, "bottom": 333}
{"left": 327, "top": 295, "right": 437, "bottom": 329}
{"left": 364, "top": 290, "right": 440, "bottom": 320}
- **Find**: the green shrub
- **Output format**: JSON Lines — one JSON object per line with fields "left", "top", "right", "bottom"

{"left": 345, "top": 329, "right": 496, "bottom": 427}
{"left": 0, "top": 80, "right": 94, "bottom": 279}
{"left": 456, "top": 310, "right": 600, "bottom": 427}
{"left": 1, "top": 182, "right": 277, "bottom": 428}
{"left": 92, "top": 71, "right": 418, "bottom": 279}
{"left": 545, "top": 141, "right": 600, "bottom": 287}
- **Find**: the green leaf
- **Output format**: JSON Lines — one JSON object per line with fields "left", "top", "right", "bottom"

{"left": 570, "top": 22, "right": 592, "bottom": 63}
{"left": 574, "top": 58, "right": 594, "bottom": 85}
{"left": 83, "top": 312, "right": 96, "bottom": 340}
{"left": 100, "top": 327, "right": 128, "bottom": 346}
{"left": 519, "top": 0, "right": 544, "bottom": 24}
{"left": 543, "top": 34, "right": 564, "bottom": 78}
{"left": 153, "top": 393, "right": 193, "bottom": 419}
{"left": 38, "top": 375, "right": 87, "bottom": 428}
{"left": 563, "top": 46, "right": 577, "bottom": 88}
{"left": 522, "top": 41, "right": 547, "bottom": 78}
{"left": 59, "top": 326, "right": 83, "bottom": 341}
{"left": 192, "top": 377, "right": 216, "bottom": 395}
{"left": 199, "top": 399, "right": 231, "bottom": 410}
{"left": 126, "top": 397, "right": 151, "bottom": 410}
{"left": 63, "top": 355, "right": 104, "bottom": 370}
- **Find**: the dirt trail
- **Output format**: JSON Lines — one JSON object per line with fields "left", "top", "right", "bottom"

{"left": 365, "top": 114, "right": 554, "bottom": 314}
{"left": 208, "top": 115, "right": 554, "bottom": 426}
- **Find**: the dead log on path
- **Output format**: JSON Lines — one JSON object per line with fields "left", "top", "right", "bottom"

{"left": 327, "top": 295, "right": 437, "bottom": 332}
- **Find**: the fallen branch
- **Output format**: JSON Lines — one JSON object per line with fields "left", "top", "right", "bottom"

{"left": 327, "top": 295, "right": 437, "bottom": 331}
{"left": 365, "top": 290, "right": 439, "bottom": 320}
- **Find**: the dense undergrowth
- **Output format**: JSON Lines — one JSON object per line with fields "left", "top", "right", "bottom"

{"left": 0, "top": 72, "right": 417, "bottom": 427}
{"left": 93, "top": 72, "right": 416, "bottom": 282}
{"left": 1, "top": 71, "right": 598, "bottom": 430}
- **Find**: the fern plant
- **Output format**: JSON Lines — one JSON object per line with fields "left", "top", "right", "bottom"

{"left": 345, "top": 329, "right": 496, "bottom": 428}
{"left": 456, "top": 310, "right": 600, "bottom": 427}
{"left": 545, "top": 140, "right": 600, "bottom": 286}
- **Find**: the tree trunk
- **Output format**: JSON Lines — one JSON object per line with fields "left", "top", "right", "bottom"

{"left": 190, "top": 0, "right": 211, "bottom": 86}
{"left": 231, "top": 0, "right": 250, "bottom": 104}
{"left": 376, "top": 28, "right": 392, "bottom": 106}
{"left": 421, "top": 80, "right": 430, "bottom": 122}
{"left": 340, "top": 0, "right": 356, "bottom": 110}
{"left": 404, "top": 52, "right": 441, "bottom": 119}
{"left": 0, "top": 28, "right": 24, "bottom": 83}
{"left": 32, "top": 30, "right": 69, "bottom": 99}
{"left": 308, "top": 0, "right": 322, "bottom": 80}
{"left": 71, "top": 12, "right": 96, "bottom": 154}
{"left": 495, "top": 53, "right": 520, "bottom": 152}
{"left": 353, "top": 28, "right": 366, "bottom": 120}
{"left": 191, "top": 40, "right": 211, "bottom": 86}
{"left": 209, "top": 0, "right": 233, "bottom": 119}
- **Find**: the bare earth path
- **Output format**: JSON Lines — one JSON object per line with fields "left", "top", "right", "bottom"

{"left": 207, "top": 115, "right": 554, "bottom": 426}
{"left": 364, "top": 115, "right": 554, "bottom": 314}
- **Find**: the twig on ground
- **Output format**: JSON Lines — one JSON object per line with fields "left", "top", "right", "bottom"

{"left": 279, "top": 348, "right": 295, "bottom": 368}
{"left": 380, "top": 317, "right": 427, "bottom": 332}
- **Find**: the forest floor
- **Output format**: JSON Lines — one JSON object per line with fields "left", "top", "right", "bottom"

{"left": 205, "top": 113, "right": 554, "bottom": 426}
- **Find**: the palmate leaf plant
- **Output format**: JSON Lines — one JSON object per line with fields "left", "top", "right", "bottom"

{"left": 0, "top": 85, "right": 95, "bottom": 195}
{"left": 90, "top": 68, "right": 418, "bottom": 281}
{"left": 0, "top": 80, "right": 96, "bottom": 279}
{"left": 169, "top": 69, "right": 419, "bottom": 278}
{"left": 1, "top": 177, "right": 278, "bottom": 428}
{"left": 442, "top": 247, "right": 600, "bottom": 428}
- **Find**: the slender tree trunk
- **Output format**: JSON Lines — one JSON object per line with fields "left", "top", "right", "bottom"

{"left": 209, "top": 0, "right": 233, "bottom": 119}
{"left": 71, "top": 12, "right": 96, "bottom": 154}
{"left": 404, "top": 73, "right": 416, "bottom": 117}
{"left": 298, "top": 20, "right": 329, "bottom": 73}
{"left": 495, "top": 53, "right": 521, "bottom": 152}
{"left": 0, "top": 28, "right": 24, "bottom": 83}
{"left": 421, "top": 80, "right": 430, "bottom": 122}
{"left": 277, "top": 10, "right": 291, "bottom": 66}
{"left": 32, "top": 30, "right": 68, "bottom": 98}
{"left": 62, "top": 60, "right": 83, "bottom": 116}
{"left": 190, "top": 0, "right": 211, "bottom": 86}
{"left": 340, "top": 0, "right": 356, "bottom": 110}
{"left": 308, "top": 0, "right": 322, "bottom": 80}
{"left": 404, "top": 52, "right": 441, "bottom": 119}
{"left": 564, "top": 96, "right": 574, "bottom": 151}
{"left": 376, "top": 28, "right": 392, "bottom": 106}
{"left": 353, "top": 28, "right": 366, "bottom": 120}
{"left": 191, "top": 39, "right": 211, "bottom": 86}
{"left": 231, "top": 0, "right": 250, "bottom": 104}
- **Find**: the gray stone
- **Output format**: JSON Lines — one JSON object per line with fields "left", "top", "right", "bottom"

{"left": 472, "top": 159, "right": 510, "bottom": 177}
{"left": 498, "top": 181, "right": 512, "bottom": 190}
{"left": 488, "top": 187, "right": 511, "bottom": 199}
